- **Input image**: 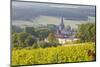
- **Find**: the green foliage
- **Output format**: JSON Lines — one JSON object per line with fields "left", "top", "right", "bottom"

{"left": 36, "top": 41, "right": 48, "bottom": 48}
{"left": 47, "top": 33, "right": 58, "bottom": 43}
{"left": 32, "top": 41, "right": 61, "bottom": 48}
{"left": 12, "top": 43, "right": 95, "bottom": 66}
{"left": 32, "top": 43, "right": 38, "bottom": 48}
{"left": 12, "top": 33, "right": 19, "bottom": 47}
{"left": 76, "top": 23, "right": 95, "bottom": 42}
{"left": 25, "top": 35, "right": 36, "bottom": 46}
{"left": 12, "top": 32, "right": 36, "bottom": 48}
{"left": 32, "top": 41, "right": 48, "bottom": 48}
{"left": 12, "top": 32, "right": 59, "bottom": 48}
{"left": 24, "top": 27, "right": 35, "bottom": 35}
{"left": 35, "top": 29, "right": 50, "bottom": 40}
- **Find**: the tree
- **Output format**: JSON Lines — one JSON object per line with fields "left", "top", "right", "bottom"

{"left": 12, "top": 32, "right": 37, "bottom": 48}
{"left": 12, "top": 33, "right": 19, "bottom": 47}
{"left": 17, "top": 32, "right": 29, "bottom": 47}
{"left": 76, "top": 23, "right": 95, "bottom": 42}
{"left": 35, "top": 29, "right": 50, "bottom": 40}
{"left": 25, "top": 35, "right": 36, "bottom": 46}
{"left": 24, "top": 27, "right": 35, "bottom": 35}
{"left": 47, "top": 33, "right": 58, "bottom": 43}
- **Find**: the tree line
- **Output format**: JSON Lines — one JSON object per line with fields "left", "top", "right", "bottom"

{"left": 12, "top": 23, "right": 96, "bottom": 48}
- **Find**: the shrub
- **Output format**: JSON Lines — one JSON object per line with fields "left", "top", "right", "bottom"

{"left": 32, "top": 41, "right": 61, "bottom": 48}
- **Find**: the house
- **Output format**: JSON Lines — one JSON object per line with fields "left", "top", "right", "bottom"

{"left": 58, "top": 37, "right": 79, "bottom": 44}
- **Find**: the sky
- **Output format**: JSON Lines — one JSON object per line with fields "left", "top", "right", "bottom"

{"left": 12, "top": 1, "right": 96, "bottom": 28}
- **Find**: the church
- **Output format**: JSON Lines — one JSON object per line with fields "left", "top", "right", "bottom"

{"left": 45, "top": 17, "right": 79, "bottom": 44}
{"left": 55, "top": 17, "right": 79, "bottom": 44}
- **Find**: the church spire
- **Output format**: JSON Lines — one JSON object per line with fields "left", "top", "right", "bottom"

{"left": 60, "top": 16, "right": 65, "bottom": 30}
{"left": 61, "top": 16, "right": 63, "bottom": 24}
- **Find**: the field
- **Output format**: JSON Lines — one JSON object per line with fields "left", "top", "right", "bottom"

{"left": 12, "top": 42, "right": 96, "bottom": 66}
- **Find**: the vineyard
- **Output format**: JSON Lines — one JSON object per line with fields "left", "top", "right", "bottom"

{"left": 12, "top": 42, "right": 95, "bottom": 66}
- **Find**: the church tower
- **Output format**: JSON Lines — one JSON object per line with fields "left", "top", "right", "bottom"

{"left": 59, "top": 16, "right": 65, "bottom": 30}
